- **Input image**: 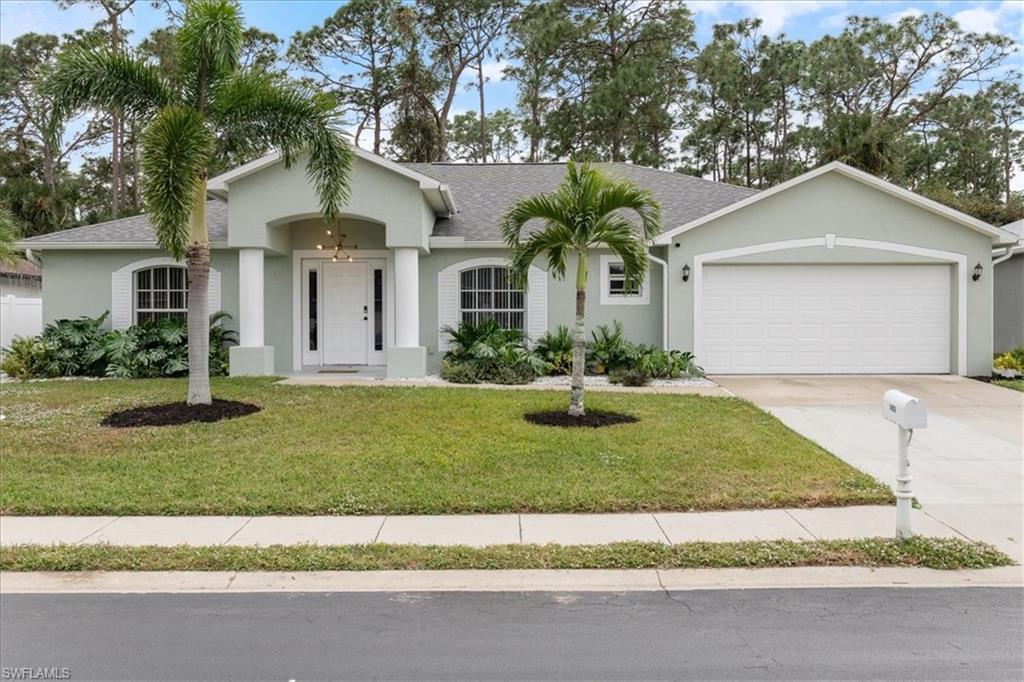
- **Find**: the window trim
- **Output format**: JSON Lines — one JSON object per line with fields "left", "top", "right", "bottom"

{"left": 600, "top": 255, "right": 650, "bottom": 305}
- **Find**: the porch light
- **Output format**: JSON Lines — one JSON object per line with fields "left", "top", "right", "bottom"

{"left": 317, "top": 224, "right": 358, "bottom": 263}
{"left": 682, "top": 264, "right": 690, "bottom": 282}
{"left": 972, "top": 262, "right": 983, "bottom": 281}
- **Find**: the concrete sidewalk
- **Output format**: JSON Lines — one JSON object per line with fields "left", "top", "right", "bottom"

{"left": 0, "top": 506, "right": 973, "bottom": 548}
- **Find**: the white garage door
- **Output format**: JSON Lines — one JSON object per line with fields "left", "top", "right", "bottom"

{"left": 700, "top": 264, "right": 951, "bottom": 374}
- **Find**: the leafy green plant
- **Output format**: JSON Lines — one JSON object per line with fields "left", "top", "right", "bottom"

{"left": 629, "top": 346, "right": 704, "bottom": 379}
{"left": 587, "top": 321, "right": 631, "bottom": 374}
{"left": 993, "top": 346, "right": 1024, "bottom": 373}
{"left": 1, "top": 311, "right": 236, "bottom": 380}
{"left": 534, "top": 325, "right": 574, "bottom": 375}
{"left": 609, "top": 366, "right": 652, "bottom": 387}
{"left": 441, "top": 319, "right": 546, "bottom": 384}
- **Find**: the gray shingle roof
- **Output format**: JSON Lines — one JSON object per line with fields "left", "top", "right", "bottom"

{"left": 403, "top": 162, "right": 759, "bottom": 241}
{"left": 19, "top": 200, "right": 228, "bottom": 246}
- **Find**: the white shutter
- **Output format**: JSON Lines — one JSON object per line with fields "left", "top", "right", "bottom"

{"left": 437, "top": 268, "right": 459, "bottom": 352}
{"left": 526, "top": 265, "right": 548, "bottom": 345}
{"left": 111, "top": 269, "right": 133, "bottom": 329}
{"left": 208, "top": 268, "right": 222, "bottom": 314}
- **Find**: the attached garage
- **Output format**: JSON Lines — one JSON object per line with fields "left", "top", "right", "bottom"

{"left": 699, "top": 264, "right": 951, "bottom": 374}
{"left": 657, "top": 162, "right": 1020, "bottom": 377}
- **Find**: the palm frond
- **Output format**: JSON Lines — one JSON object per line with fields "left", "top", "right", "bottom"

{"left": 592, "top": 216, "right": 649, "bottom": 289}
{"left": 140, "top": 106, "right": 214, "bottom": 259}
{"left": 47, "top": 45, "right": 174, "bottom": 121}
{"left": 177, "top": 0, "right": 243, "bottom": 105}
{"left": 509, "top": 223, "right": 574, "bottom": 285}
{"left": 210, "top": 71, "right": 352, "bottom": 221}
{"left": 595, "top": 181, "right": 662, "bottom": 243}
{"left": 500, "top": 194, "right": 573, "bottom": 246}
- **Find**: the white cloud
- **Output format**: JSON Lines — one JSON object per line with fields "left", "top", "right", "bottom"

{"left": 735, "top": 1, "right": 830, "bottom": 35}
{"left": 886, "top": 6, "right": 925, "bottom": 24}
{"left": 820, "top": 11, "right": 849, "bottom": 30}
{"left": 953, "top": 6, "right": 1000, "bottom": 34}
{"left": 458, "top": 60, "right": 510, "bottom": 87}
{"left": 688, "top": 1, "right": 727, "bottom": 17}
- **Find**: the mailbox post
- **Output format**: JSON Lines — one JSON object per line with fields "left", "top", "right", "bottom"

{"left": 881, "top": 390, "right": 927, "bottom": 539}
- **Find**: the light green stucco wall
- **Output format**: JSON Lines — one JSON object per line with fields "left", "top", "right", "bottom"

{"left": 665, "top": 171, "right": 995, "bottom": 375}
{"left": 36, "top": 249, "right": 239, "bottom": 328}
{"left": 417, "top": 248, "right": 664, "bottom": 371}
{"left": 226, "top": 154, "right": 433, "bottom": 252}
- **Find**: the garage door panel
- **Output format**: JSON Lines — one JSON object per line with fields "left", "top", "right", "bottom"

{"left": 700, "top": 264, "right": 950, "bottom": 374}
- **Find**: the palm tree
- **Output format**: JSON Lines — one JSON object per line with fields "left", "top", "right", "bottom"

{"left": 0, "top": 206, "right": 22, "bottom": 268}
{"left": 47, "top": 0, "right": 352, "bottom": 405}
{"left": 501, "top": 162, "right": 660, "bottom": 417}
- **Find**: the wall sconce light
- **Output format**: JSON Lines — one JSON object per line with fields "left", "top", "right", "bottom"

{"left": 972, "top": 262, "right": 983, "bottom": 282}
{"left": 682, "top": 264, "right": 691, "bottom": 282}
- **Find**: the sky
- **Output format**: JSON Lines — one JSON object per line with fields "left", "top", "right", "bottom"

{"left": 2, "top": 0, "right": 1022, "bottom": 164}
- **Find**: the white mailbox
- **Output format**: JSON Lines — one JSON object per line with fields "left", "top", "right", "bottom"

{"left": 881, "top": 389, "right": 928, "bottom": 429}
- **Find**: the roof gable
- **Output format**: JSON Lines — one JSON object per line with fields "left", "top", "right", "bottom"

{"left": 654, "top": 162, "right": 1017, "bottom": 245}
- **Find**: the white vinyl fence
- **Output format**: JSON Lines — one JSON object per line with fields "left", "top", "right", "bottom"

{"left": 1, "top": 295, "right": 43, "bottom": 350}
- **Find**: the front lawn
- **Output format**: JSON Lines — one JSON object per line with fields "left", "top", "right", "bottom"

{"left": 0, "top": 378, "right": 891, "bottom": 515}
{"left": 993, "top": 378, "right": 1024, "bottom": 392}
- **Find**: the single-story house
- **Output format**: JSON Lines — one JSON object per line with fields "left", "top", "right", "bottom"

{"left": 16, "top": 149, "right": 1021, "bottom": 377}
{"left": 994, "top": 218, "right": 1023, "bottom": 353}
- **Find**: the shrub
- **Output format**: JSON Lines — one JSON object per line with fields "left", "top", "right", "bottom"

{"left": 439, "top": 358, "right": 481, "bottom": 384}
{"left": 441, "top": 319, "right": 546, "bottom": 384}
{"left": 994, "top": 346, "right": 1024, "bottom": 373}
{"left": 1, "top": 311, "right": 237, "bottom": 380}
{"left": 534, "top": 325, "right": 574, "bottom": 375}
{"left": 628, "top": 346, "right": 704, "bottom": 379}
{"left": 608, "top": 366, "right": 652, "bottom": 386}
{"left": 587, "top": 321, "right": 631, "bottom": 374}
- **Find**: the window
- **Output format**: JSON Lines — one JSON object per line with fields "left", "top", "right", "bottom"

{"left": 308, "top": 269, "right": 318, "bottom": 351}
{"left": 601, "top": 256, "right": 649, "bottom": 305}
{"left": 459, "top": 265, "right": 524, "bottom": 330}
{"left": 373, "top": 267, "right": 384, "bottom": 351}
{"left": 135, "top": 266, "right": 187, "bottom": 323}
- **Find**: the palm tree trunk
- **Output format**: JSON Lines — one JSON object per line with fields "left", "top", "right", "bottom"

{"left": 569, "top": 251, "right": 588, "bottom": 417}
{"left": 186, "top": 177, "right": 211, "bottom": 406}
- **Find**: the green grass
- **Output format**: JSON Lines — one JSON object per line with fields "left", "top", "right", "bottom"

{"left": 0, "top": 538, "right": 1010, "bottom": 572}
{"left": 993, "top": 378, "right": 1024, "bottom": 392}
{"left": 0, "top": 377, "right": 892, "bottom": 515}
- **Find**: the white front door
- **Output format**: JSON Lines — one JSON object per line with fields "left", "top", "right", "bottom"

{"left": 699, "top": 264, "right": 951, "bottom": 374}
{"left": 322, "top": 261, "right": 369, "bottom": 365}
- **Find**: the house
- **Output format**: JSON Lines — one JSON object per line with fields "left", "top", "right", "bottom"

{"left": 994, "top": 218, "right": 1024, "bottom": 353}
{"left": 16, "top": 149, "right": 1020, "bottom": 378}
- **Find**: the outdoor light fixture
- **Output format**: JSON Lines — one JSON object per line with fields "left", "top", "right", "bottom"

{"left": 316, "top": 226, "right": 357, "bottom": 263}
{"left": 682, "top": 264, "right": 691, "bottom": 282}
{"left": 972, "top": 262, "right": 983, "bottom": 281}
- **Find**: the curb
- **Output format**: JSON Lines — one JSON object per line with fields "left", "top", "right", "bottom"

{"left": 2, "top": 566, "right": 1021, "bottom": 594}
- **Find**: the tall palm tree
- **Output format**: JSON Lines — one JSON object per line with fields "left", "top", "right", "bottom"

{"left": 502, "top": 162, "right": 660, "bottom": 417}
{"left": 47, "top": 0, "right": 352, "bottom": 405}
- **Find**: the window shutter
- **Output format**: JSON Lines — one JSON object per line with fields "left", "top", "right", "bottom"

{"left": 437, "top": 268, "right": 459, "bottom": 352}
{"left": 526, "top": 266, "right": 548, "bottom": 345}
{"left": 111, "top": 269, "right": 133, "bottom": 329}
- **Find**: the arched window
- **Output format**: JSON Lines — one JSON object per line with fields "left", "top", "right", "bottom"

{"left": 459, "top": 265, "right": 524, "bottom": 330}
{"left": 134, "top": 265, "right": 187, "bottom": 323}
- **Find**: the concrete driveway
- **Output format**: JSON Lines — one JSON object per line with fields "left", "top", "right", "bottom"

{"left": 714, "top": 375, "right": 1024, "bottom": 561}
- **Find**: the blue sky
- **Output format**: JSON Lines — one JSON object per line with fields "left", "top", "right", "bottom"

{"left": 2, "top": 0, "right": 1022, "bottom": 154}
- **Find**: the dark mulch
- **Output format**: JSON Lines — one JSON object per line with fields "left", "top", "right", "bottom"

{"left": 101, "top": 399, "right": 261, "bottom": 428}
{"left": 524, "top": 410, "right": 638, "bottom": 428}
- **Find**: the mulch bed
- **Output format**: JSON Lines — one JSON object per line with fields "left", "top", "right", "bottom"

{"left": 101, "top": 400, "right": 261, "bottom": 428}
{"left": 524, "top": 410, "right": 638, "bottom": 428}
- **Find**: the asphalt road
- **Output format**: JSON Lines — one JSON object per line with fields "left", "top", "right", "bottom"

{"left": 1, "top": 588, "right": 1022, "bottom": 680}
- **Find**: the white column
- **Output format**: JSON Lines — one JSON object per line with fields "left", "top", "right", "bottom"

{"left": 393, "top": 247, "right": 419, "bottom": 347}
{"left": 238, "top": 248, "right": 264, "bottom": 347}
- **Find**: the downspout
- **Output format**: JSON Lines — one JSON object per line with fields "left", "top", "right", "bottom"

{"left": 647, "top": 251, "right": 669, "bottom": 349}
{"left": 992, "top": 243, "right": 1020, "bottom": 267}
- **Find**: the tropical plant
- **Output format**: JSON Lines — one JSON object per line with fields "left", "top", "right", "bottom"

{"left": 994, "top": 346, "right": 1024, "bottom": 373}
{"left": 46, "top": 0, "right": 352, "bottom": 404}
{"left": 587, "top": 321, "right": 631, "bottom": 375}
{"left": 502, "top": 162, "right": 660, "bottom": 416}
{"left": 1, "top": 311, "right": 237, "bottom": 380}
{"left": 533, "top": 325, "right": 574, "bottom": 375}
{"left": 440, "top": 319, "right": 546, "bottom": 385}
{"left": 0, "top": 205, "right": 22, "bottom": 267}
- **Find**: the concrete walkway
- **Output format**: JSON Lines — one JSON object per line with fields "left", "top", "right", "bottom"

{"left": 715, "top": 376, "right": 1024, "bottom": 563}
{"left": 0, "top": 505, "right": 979, "bottom": 548}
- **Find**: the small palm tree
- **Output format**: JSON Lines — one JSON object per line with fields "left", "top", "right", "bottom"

{"left": 502, "top": 162, "right": 660, "bottom": 417}
{"left": 47, "top": 0, "right": 352, "bottom": 405}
